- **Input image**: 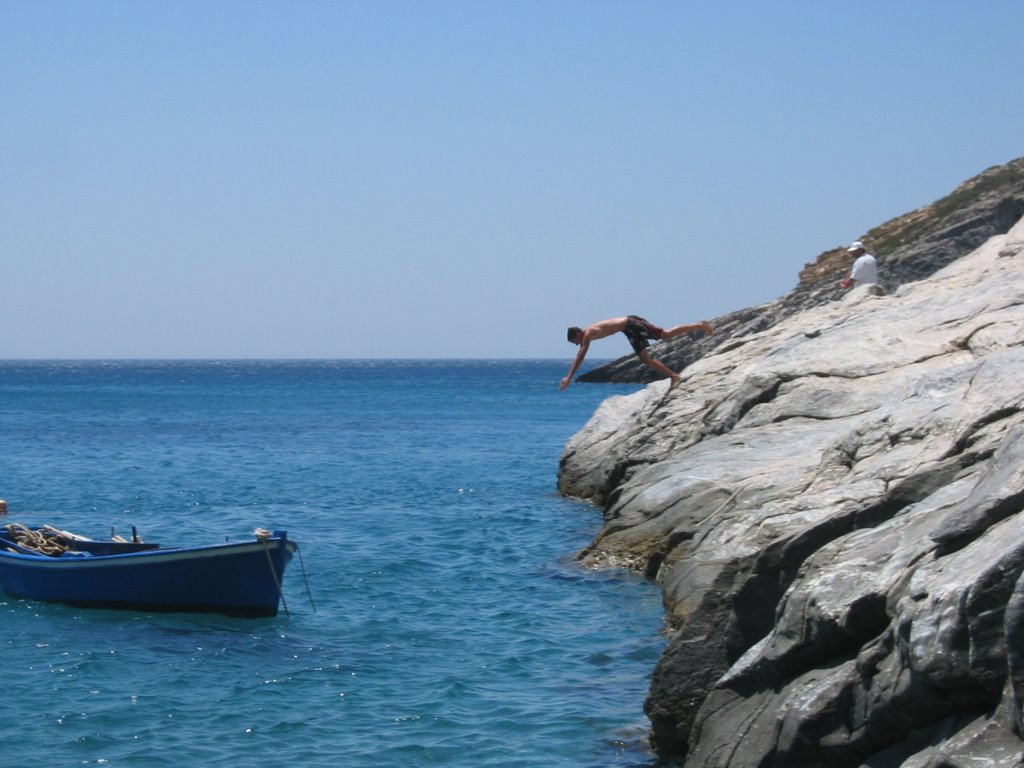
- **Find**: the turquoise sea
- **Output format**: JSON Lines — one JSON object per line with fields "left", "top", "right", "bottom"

{"left": 0, "top": 360, "right": 665, "bottom": 767}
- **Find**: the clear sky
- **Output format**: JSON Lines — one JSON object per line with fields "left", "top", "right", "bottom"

{"left": 3, "top": 1, "right": 1022, "bottom": 359}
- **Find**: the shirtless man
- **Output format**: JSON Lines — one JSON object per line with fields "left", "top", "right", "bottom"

{"left": 560, "top": 315, "right": 714, "bottom": 391}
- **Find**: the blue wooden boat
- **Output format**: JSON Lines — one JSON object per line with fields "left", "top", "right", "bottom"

{"left": 0, "top": 524, "right": 297, "bottom": 617}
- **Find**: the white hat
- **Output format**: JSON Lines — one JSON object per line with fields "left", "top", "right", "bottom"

{"left": 848, "top": 241, "right": 865, "bottom": 252}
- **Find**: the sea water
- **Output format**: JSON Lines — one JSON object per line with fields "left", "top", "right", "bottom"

{"left": 0, "top": 360, "right": 665, "bottom": 768}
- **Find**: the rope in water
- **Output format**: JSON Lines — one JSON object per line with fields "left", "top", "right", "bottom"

{"left": 254, "top": 528, "right": 316, "bottom": 615}
{"left": 295, "top": 544, "right": 316, "bottom": 613}
{"left": 256, "top": 528, "right": 290, "bottom": 618}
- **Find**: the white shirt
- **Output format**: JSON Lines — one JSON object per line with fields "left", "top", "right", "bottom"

{"left": 851, "top": 253, "right": 878, "bottom": 285}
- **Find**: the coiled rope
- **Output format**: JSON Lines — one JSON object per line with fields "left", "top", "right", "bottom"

{"left": 4, "top": 523, "right": 72, "bottom": 556}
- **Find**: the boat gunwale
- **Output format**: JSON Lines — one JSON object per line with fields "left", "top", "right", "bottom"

{"left": 0, "top": 536, "right": 296, "bottom": 569}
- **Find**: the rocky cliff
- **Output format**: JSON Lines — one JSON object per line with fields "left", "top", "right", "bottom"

{"left": 578, "top": 157, "right": 1024, "bottom": 385}
{"left": 559, "top": 198, "right": 1024, "bottom": 763}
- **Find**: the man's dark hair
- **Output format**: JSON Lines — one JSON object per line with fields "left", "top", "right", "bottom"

{"left": 567, "top": 326, "right": 583, "bottom": 343}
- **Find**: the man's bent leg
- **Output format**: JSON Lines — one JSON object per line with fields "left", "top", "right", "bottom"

{"left": 638, "top": 350, "right": 682, "bottom": 384}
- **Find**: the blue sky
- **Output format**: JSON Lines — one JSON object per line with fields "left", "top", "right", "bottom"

{"left": 3, "top": 1, "right": 1022, "bottom": 359}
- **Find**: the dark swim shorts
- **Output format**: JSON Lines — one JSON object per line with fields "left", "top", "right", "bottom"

{"left": 623, "top": 315, "right": 664, "bottom": 354}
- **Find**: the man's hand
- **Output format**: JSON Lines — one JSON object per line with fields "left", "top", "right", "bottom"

{"left": 560, "top": 376, "right": 571, "bottom": 391}
{"left": 840, "top": 278, "right": 853, "bottom": 289}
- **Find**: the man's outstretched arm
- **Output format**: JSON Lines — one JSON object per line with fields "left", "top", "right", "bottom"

{"left": 560, "top": 340, "right": 590, "bottom": 391}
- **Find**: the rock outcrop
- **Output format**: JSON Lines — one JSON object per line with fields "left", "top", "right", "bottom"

{"left": 578, "top": 157, "right": 1024, "bottom": 385}
{"left": 559, "top": 210, "right": 1024, "bottom": 765}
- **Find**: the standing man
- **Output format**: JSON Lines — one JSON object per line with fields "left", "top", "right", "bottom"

{"left": 560, "top": 315, "right": 714, "bottom": 391}
{"left": 840, "top": 241, "right": 878, "bottom": 289}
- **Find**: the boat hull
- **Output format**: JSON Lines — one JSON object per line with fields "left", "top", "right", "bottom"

{"left": 0, "top": 534, "right": 297, "bottom": 617}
